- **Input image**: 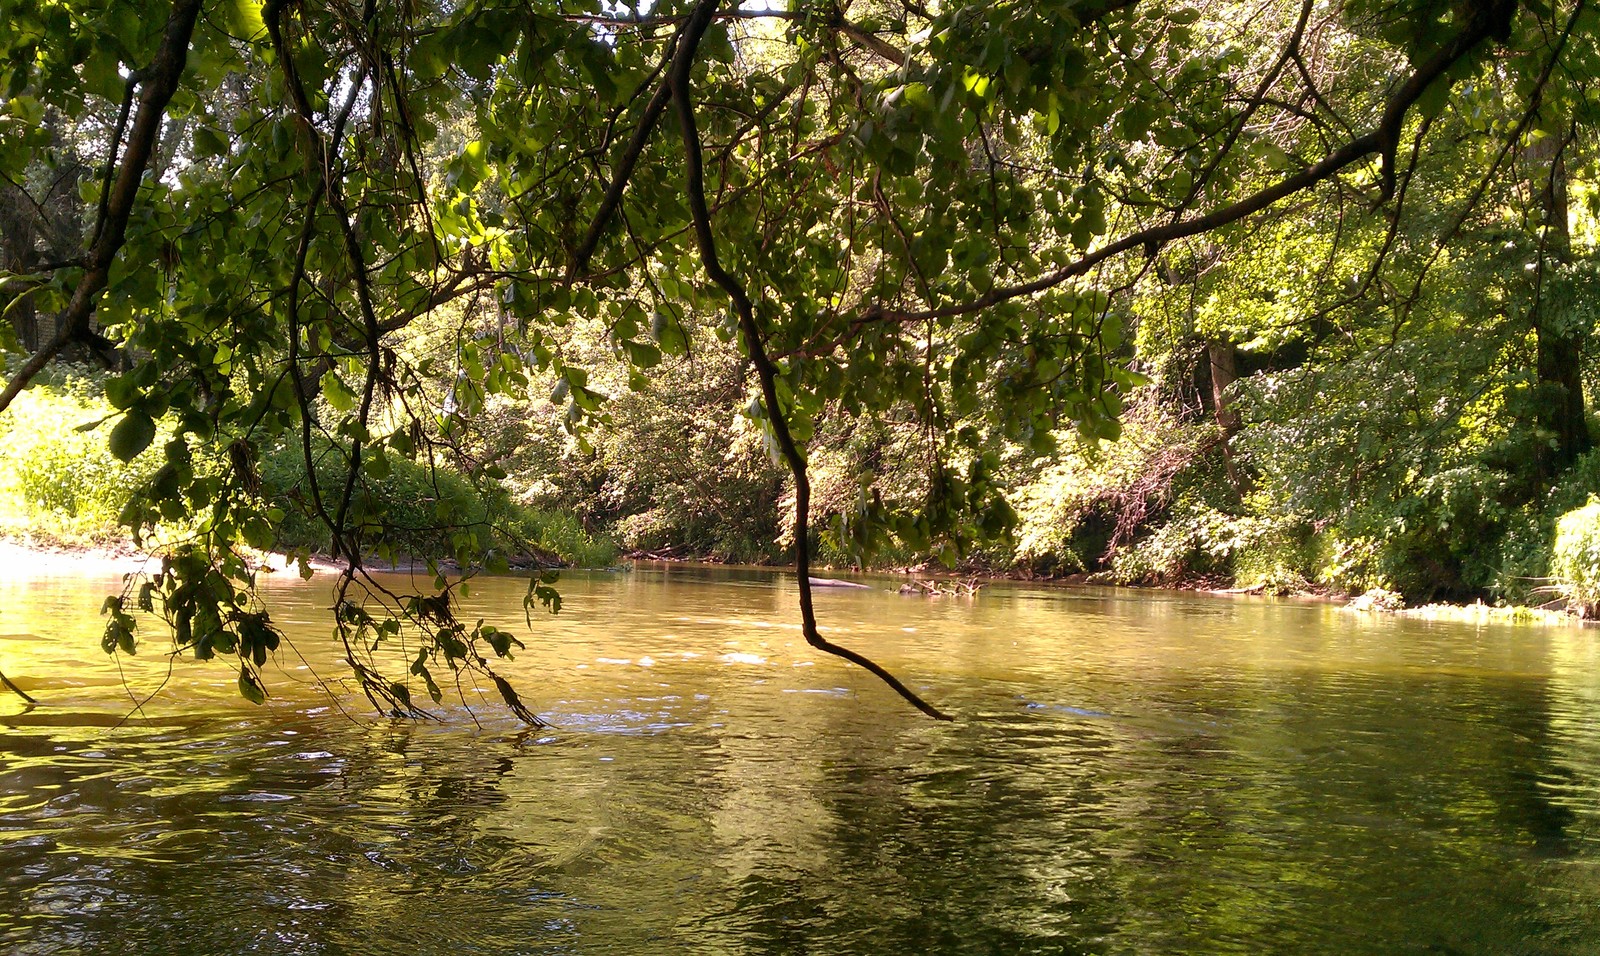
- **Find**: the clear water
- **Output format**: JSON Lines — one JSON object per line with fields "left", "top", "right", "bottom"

{"left": 2, "top": 562, "right": 1599, "bottom": 954}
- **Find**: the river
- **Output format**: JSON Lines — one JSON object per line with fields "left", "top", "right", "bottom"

{"left": 1, "top": 561, "right": 1598, "bottom": 954}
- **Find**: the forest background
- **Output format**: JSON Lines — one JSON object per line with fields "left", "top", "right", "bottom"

{"left": 1, "top": 0, "right": 1599, "bottom": 714}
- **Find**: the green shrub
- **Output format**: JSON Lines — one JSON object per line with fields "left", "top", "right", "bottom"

{"left": 1550, "top": 497, "right": 1600, "bottom": 617}
{"left": 1483, "top": 451, "right": 1600, "bottom": 605}
{"left": 499, "top": 339, "right": 787, "bottom": 565}
{"left": 1298, "top": 464, "right": 1513, "bottom": 603}
{"left": 0, "top": 370, "right": 166, "bottom": 544}
{"left": 1545, "top": 449, "right": 1600, "bottom": 515}
{"left": 1110, "top": 496, "right": 1243, "bottom": 583}
{"left": 258, "top": 440, "right": 616, "bottom": 568}
{"left": 1311, "top": 530, "right": 1378, "bottom": 594}
{"left": 1232, "top": 516, "right": 1317, "bottom": 594}
{"left": 494, "top": 502, "right": 617, "bottom": 568}
{"left": 1009, "top": 397, "right": 1218, "bottom": 577}
{"left": 1490, "top": 508, "right": 1552, "bottom": 606}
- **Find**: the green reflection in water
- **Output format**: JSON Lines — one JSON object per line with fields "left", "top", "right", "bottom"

{"left": 1, "top": 563, "right": 1599, "bottom": 954}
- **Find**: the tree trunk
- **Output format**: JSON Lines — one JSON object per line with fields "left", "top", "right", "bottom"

{"left": 1527, "top": 132, "right": 1591, "bottom": 483}
{"left": 0, "top": 184, "right": 43, "bottom": 351}
{"left": 1208, "top": 337, "right": 1249, "bottom": 499}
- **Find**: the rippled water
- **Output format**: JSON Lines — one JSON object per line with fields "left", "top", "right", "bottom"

{"left": 2, "top": 562, "right": 1600, "bottom": 954}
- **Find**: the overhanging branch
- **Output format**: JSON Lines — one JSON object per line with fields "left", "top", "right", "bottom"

{"left": 672, "top": 0, "right": 953, "bottom": 722}
{"left": 865, "top": 0, "right": 1517, "bottom": 327}
{"left": 0, "top": 0, "right": 203, "bottom": 415}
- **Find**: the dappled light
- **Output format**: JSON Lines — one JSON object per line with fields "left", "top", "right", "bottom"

{"left": 5, "top": 566, "right": 1600, "bottom": 952}
{"left": 3, "top": 0, "right": 1600, "bottom": 950}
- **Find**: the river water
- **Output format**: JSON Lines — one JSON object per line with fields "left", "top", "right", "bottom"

{"left": 1, "top": 562, "right": 1598, "bottom": 954}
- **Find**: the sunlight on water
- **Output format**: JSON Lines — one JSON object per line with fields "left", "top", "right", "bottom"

{"left": 3, "top": 562, "right": 1600, "bottom": 953}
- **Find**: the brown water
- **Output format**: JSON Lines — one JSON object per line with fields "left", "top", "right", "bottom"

{"left": 2, "top": 561, "right": 1599, "bottom": 954}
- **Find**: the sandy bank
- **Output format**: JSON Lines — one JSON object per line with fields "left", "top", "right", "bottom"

{"left": 0, "top": 538, "right": 354, "bottom": 578}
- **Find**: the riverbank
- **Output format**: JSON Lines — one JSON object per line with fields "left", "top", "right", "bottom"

{"left": 4, "top": 537, "right": 1590, "bottom": 626}
{"left": 0, "top": 537, "right": 158, "bottom": 575}
{"left": 628, "top": 550, "right": 1598, "bottom": 626}
{"left": 0, "top": 537, "right": 353, "bottom": 577}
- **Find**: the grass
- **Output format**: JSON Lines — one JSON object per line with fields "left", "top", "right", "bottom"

{"left": 0, "top": 368, "right": 162, "bottom": 545}
{"left": 0, "top": 369, "right": 616, "bottom": 570}
{"left": 1397, "top": 601, "right": 1581, "bottom": 627}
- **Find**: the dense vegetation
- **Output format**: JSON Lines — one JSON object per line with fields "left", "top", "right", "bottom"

{"left": 1, "top": 0, "right": 1596, "bottom": 717}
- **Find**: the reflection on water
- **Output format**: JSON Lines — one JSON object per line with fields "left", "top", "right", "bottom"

{"left": 2, "top": 563, "right": 1600, "bottom": 954}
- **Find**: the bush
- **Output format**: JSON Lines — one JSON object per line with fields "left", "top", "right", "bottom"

{"left": 1232, "top": 514, "right": 1317, "bottom": 594}
{"left": 1483, "top": 450, "right": 1600, "bottom": 605}
{"left": 1008, "top": 397, "right": 1217, "bottom": 577}
{"left": 1110, "top": 496, "right": 1244, "bottom": 583}
{"left": 258, "top": 440, "right": 616, "bottom": 568}
{"left": 499, "top": 335, "right": 788, "bottom": 564}
{"left": 1296, "top": 464, "right": 1514, "bottom": 603}
{"left": 1550, "top": 497, "right": 1600, "bottom": 617}
{"left": 0, "top": 369, "right": 166, "bottom": 544}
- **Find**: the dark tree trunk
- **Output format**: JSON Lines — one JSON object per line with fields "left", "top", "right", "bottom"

{"left": 1527, "top": 134, "right": 1591, "bottom": 483}
{"left": 0, "top": 183, "right": 43, "bottom": 351}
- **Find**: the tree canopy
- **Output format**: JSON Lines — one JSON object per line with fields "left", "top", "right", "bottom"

{"left": 1, "top": 0, "right": 1596, "bottom": 718}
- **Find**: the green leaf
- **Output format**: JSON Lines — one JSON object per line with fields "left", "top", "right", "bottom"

{"left": 109, "top": 410, "right": 157, "bottom": 463}
{"left": 1414, "top": 75, "right": 1452, "bottom": 120}
{"left": 651, "top": 312, "right": 689, "bottom": 357}
{"left": 322, "top": 370, "right": 357, "bottom": 412}
{"left": 238, "top": 667, "right": 267, "bottom": 705}
{"left": 388, "top": 427, "right": 416, "bottom": 457}
{"left": 81, "top": 46, "right": 124, "bottom": 100}
{"left": 223, "top": 0, "right": 268, "bottom": 41}
{"left": 105, "top": 375, "right": 139, "bottom": 410}
{"left": 193, "top": 126, "right": 229, "bottom": 159}
{"left": 623, "top": 339, "right": 662, "bottom": 369}
{"left": 703, "top": 23, "right": 736, "bottom": 63}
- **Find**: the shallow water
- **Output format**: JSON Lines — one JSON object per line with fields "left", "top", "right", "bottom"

{"left": 2, "top": 562, "right": 1599, "bottom": 954}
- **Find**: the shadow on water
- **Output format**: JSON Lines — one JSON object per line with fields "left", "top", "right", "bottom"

{"left": 1, "top": 566, "right": 1599, "bottom": 953}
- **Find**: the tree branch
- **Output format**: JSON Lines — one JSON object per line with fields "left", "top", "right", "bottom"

{"left": 0, "top": 0, "right": 203, "bottom": 415}
{"left": 563, "top": 9, "right": 912, "bottom": 65}
{"left": 1172, "top": 0, "right": 1313, "bottom": 221}
{"left": 864, "top": 0, "right": 1515, "bottom": 327}
{"left": 567, "top": 52, "right": 679, "bottom": 279}
{"left": 0, "top": 668, "right": 36, "bottom": 705}
{"left": 266, "top": 0, "right": 377, "bottom": 562}
{"left": 671, "top": 0, "right": 953, "bottom": 721}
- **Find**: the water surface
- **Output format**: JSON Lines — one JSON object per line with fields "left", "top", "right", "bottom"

{"left": 2, "top": 563, "right": 1598, "bottom": 954}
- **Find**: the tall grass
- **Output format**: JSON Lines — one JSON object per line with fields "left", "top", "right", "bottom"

{"left": 0, "top": 366, "right": 163, "bottom": 545}
{"left": 0, "top": 366, "right": 615, "bottom": 568}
